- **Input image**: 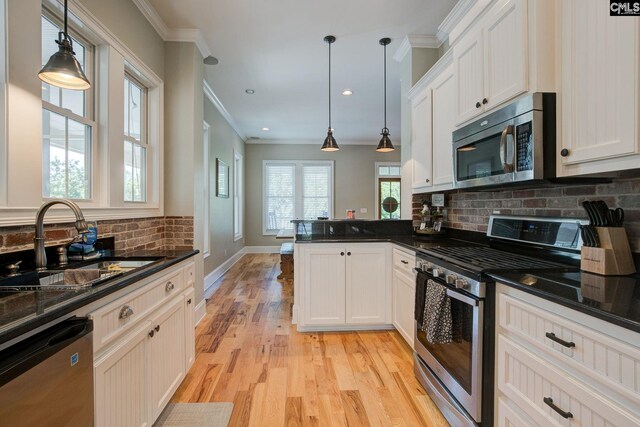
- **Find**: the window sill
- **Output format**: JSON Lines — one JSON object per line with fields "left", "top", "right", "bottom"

{"left": 0, "top": 205, "right": 164, "bottom": 227}
{"left": 233, "top": 234, "right": 243, "bottom": 242}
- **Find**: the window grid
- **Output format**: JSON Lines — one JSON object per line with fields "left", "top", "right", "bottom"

{"left": 124, "top": 73, "right": 147, "bottom": 202}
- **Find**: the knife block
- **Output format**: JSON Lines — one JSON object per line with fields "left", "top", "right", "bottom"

{"left": 581, "top": 227, "right": 636, "bottom": 275}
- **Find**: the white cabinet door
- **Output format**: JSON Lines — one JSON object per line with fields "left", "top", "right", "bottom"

{"left": 302, "top": 245, "right": 346, "bottom": 326}
{"left": 94, "top": 323, "right": 151, "bottom": 427}
{"left": 411, "top": 88, "right": 433, "bottom": 191}
{"left": 183, "top": 287, "right": 196, "bottom": 369}
{"left": 392, "top": 270, "right": 415, "bottom": 349}
{"left": 149, "top": 297, "right": 186, "bottom": 422}
{"left": 484, "top": 0, "right": 528, "bottom": 110}
{"left": 455, "top": 30, "right": 485, "bottom": 125}
{"left": 431, "top": 65, "right": 456, "bottom": 188}
{"left": 345, "top": 245, "right": 389, "bottom": 324}
{"left": 558, "top": 0, "right": 640, "bottom": 170}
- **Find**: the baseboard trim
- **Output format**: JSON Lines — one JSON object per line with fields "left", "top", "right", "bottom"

{"left": 296, "top": 324, "right": 395, "bottom": 332}
{"left": 203, "top": 247, "right": 246, "bottom": 299}
{"left": 195, "top": 299, "right": 206, "bottom": 325}
{"left": 243, "top": 245, "right": 280, "bottom": 253}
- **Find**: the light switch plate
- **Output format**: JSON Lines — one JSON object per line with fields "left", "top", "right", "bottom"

{"left": 360, "top": 208, "right": 367, "bottom": 213}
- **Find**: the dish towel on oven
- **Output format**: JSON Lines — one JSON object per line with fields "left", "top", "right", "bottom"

{"left": 421, "top": 279, "right": 453, "bottom": 344}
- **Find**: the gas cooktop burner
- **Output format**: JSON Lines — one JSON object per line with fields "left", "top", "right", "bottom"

{"left": 422, "top": 246, "right": 569, "bottom": 272}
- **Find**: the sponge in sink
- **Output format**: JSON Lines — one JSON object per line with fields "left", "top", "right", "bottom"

{"left": 64, "top": 269, "right": 100, "bottom": 285}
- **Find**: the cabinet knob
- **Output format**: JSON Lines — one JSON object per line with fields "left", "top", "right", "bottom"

{"left": 482, "top": 98, "right": 488, "bottom": 105}
{"left": 118, "top": 305, "right": 134, "bottom": 320}
{"left": 347, "top": 252, "right": 351, "bottom": 256}
{"left": 187, "top": 298, "right": 192, "bottom": 305}
{"left": 148, "top": 329, "right": 155, "bottom": 338}
{"left": 155, "top": 325, "right": 160, "bottom": 332}
{"left": 475, "top": 101, "right": 481, "bottom": 108}
{"left": 560, "top": 148, "right": 570, "bottom": 157}
{"left": 340, "top": 252, "right": 345, "bottom": 256}
{"left": 425, "top": 179, "right": 430, "bottom": 183}
{"left": 165, "top": 281, "right": 175, "bottom": 292}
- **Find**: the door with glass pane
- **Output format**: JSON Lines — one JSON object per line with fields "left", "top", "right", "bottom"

{"left": 377, "top": 164, "right": 401, "bottom": 219}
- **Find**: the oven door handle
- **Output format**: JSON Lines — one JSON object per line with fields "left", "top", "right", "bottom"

{"left": 446, "top": 288, "right": 478, "bottom": 306}
{"left": 500, "top": 124, "right": 515, "bottom": 173}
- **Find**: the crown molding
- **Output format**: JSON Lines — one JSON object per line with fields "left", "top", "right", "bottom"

{"left": 131, "top": 0, "right": 169, "bottom": 39}
{"left": 436, "top": 0, "right": 477, "bottom": 45}
{"left": 393, "top": 35, "right": 441, "bottom": 62}
{"left": 203, "top": 79, "right": 246, "bottom": 141}
{"left": 131, "top": 0, "right": 212, "bottom": 59}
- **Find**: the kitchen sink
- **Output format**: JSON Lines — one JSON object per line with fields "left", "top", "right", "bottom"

{"left": 0, "top": 256, "right": 164, "bottom": 291}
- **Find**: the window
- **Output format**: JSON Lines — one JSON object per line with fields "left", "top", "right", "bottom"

{"left": 233, "top": 150, "right": 243, "bottom": 241}
{"left": 41, "top": 13, "right": 94, "bottom": 200}
{"left": 376, "top": 163, "right": 401, "bottom": 219}
{"left": 124, "top": 73, "right": 147, "bottom": 202}
{"left": 263, "top": 161, "right": 333, "bottom": 234}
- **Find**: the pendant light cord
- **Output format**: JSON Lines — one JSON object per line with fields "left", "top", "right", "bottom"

{"left": 383, "top": 42, "right": 387, "bottom": 129}
{"left": 328, "top": 40, "right": 331, "bottom": 130}
{"left": 63, "top": 0, "right": 69, "bottom": 39}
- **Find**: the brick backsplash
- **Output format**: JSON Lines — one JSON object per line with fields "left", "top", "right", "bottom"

{"left": 0, "top": 216, "right": 194, "bottom": 254}
{"left": 413, "top": 177, "right": 640, "bottom": 252}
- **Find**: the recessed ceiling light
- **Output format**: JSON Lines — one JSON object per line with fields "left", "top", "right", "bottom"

{"left": 261, "top": 127, "right": 270, "bottom": 131}
{"left": 245, "top": 89, "right": 255, "bottom": 94}
{"left": 342, "top": 89, "right": 353, "bottom": 96}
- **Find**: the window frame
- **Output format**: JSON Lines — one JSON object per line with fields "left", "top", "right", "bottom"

{"left": 375, "top": 162, "right": 401, "bottom": 219}
{"left": 41, "top": 9, "right": 96, "bottom": 202}
{"left": 123, "top": 71, "right": 148, "bottom": 203}
{"left": 202, "top": 121, "right": 210, "bottom": 257}
{"left": 262, "top": 160, "right": 334, "bottom": 235}
{"left": 233, "top": 149, "right": 243, "bottom": 242}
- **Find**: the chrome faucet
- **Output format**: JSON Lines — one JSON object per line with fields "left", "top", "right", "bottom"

{"left": 34, "top": 199, "right": 89, "bottom": 271}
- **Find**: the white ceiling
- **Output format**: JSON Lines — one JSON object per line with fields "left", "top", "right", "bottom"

{"left": 147, "top": 0, "right": 456, "bottom": 144}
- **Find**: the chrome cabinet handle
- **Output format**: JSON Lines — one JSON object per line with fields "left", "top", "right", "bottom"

{"left": 165, "top": 281, "right": 175, "bottom": 292}
{"left": 545, "top": 332, "right": 575, "bottom": 348}
{"left": 500, "top": 124, "right": 515, "bottom": 173}
{"left": 119, "top": 305, "right": 134, "bottom": 320}
{"left": 543, "top": 397, "right": 573, "bottom": 419}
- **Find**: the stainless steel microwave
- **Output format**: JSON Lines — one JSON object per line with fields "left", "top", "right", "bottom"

{"left": 452, "top": 93, "right": 556, "bottom": 189}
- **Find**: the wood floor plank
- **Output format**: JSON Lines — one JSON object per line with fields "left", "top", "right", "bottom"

{"left": 170, "top": 253, "right": 449, "bottom": 427}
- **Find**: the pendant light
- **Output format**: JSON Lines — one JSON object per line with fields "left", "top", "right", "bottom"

{"left": 376, "top": 37, "right": 394, "bottom": 152}
{"left": 321, "top": 35, "right": 339, "bottom": 151}
{"left": 38, "top": 0, "right": 91, "bottom": 90}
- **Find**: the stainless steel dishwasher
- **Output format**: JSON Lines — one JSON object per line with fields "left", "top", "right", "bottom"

{"left": 0, "top": 317, "right": 94, "bottom": 426}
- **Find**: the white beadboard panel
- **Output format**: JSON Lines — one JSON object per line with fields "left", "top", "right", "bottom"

{"left": 94, "top": 324, "right": 150, "bottom": 427}
{"left": 91, "top": 268, "right": 184, "bottom": 352}
{"left": 497, "top": 397, "right": 536, "bottom": 427}
{"left": 345, "top": 245, "right": 389, "bottom": 324}
{"left": 149, "top": 297, "right": 186, "bottom": 422}
{"left": 183, "top": 287, "right": 196, "bottom": 369}
{"left": 301, "top": 245, "right": 346, "bottom": 326}
{"left": 498, "top": 335, "right": 640, "bottom": 427}
{"left": 498, "top": 292, "right": 640, "bottom": 408}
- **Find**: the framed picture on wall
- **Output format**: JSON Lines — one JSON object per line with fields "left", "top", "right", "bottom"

{"left": 216, "top": 158, "right": 229, "bottom": 198}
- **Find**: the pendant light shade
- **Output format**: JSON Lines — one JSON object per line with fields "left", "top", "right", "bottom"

{"left": 321, "top": 35, "right": 339, "bottom": 152}
{"left": 376, "top": 37, "right": 394, "bottom": 153}
{"left": 38, "top": 0, "right": 90, "bottom": 90}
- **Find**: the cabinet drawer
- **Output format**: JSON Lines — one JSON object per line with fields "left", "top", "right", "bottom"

{"left": 497, "top": 335, "right": 640, "bottom": 426}
{"left": 392, "top": 247, "right": 415, "bottom": 277}
{"left": 91, "top": 268, "right": 184, "bottom": 352}
{"left": 498, "top": 292, "right": 640, "bottom": 405}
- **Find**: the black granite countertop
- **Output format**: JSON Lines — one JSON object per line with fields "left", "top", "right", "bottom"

{"left": 295, "top": 234, "right": 479, "bottom": 253}
{"left": 0, "top": 249, "right": 198, "bottom": 346}
{"left": 490, "top": 270, "right": 640, "bottom": 334}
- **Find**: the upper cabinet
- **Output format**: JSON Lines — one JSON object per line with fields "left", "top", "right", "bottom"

{"left": 556, "top": 0, "right": 640, "bottom": 176}
{"left": 410, "top": 52, "right": 456, "bottom": 194}
{"left": 455, "top": 0, "right": 528, "bottom": 125}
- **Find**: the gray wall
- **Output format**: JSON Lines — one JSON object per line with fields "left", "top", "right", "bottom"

{"left": 78, "top": 0, "right": 165, "bottom": 78}
{"left": 203, "top": 96, "right": 245, "bottom": 274}
{"left": 245, "top": 143, "right": 401, "bottom": 247}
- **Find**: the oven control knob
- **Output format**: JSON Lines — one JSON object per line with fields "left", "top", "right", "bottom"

{"left": 432, "top": 268, "right": 442, "bottom": 278}
{"left": 446, "top": 274, "right": 457, "bottom": 285}
{"left": 455, "top": 278, "right": 469, "bottom": 290}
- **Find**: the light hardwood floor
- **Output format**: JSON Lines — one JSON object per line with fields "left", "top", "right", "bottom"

{"left": 171, "top": 253, "right": 449, "bottom": 426}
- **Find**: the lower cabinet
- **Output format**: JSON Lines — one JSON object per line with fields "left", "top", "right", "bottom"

{"left": 495, "top": 284, "right": 640, "bottom": 426}
{"left": 299, "top": 243, "right": 390, "bottom": 329}
{"left": 392, "top": 270, "right": 415, "bottom": 349}
{"left": 92, "top": 261, "right": 196, "bottom": 427}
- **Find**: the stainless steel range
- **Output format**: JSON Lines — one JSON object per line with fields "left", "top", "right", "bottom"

{"left": 413, "top": 215, "right": 585, "bottom": 426}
